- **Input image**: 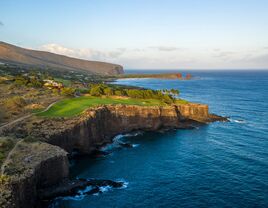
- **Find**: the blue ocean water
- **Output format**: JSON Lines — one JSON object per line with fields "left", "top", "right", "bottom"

{"left": 53, "top": 70, "right": 268, "bottom": 208}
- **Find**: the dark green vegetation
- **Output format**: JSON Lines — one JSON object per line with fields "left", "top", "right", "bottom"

{"left": 88, "top": 84, "right": 179, "bottom": 104}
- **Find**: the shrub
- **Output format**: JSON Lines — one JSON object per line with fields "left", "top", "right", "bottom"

{"left": 0, "top": 175, "right": 10, "bottom": 184}
{"left": 78, "top": 88, "right": 89, "bottom": 94}
{"left": 0, "top": 107, "right": 6, "bottom": 123}
{"left": 52, "top": 88, "right": 60, "bottom": 95}
{"left": 29, "top": 78, "right": 43, "bottom": 88}
{"left": 61, "top": 87, "right": 75, "bottom": 96}
{"left": 14, "top": 76, "right": 28, "bottom": 86}
{"left": 23, "top": 136, "right": 39, "bottom": 143}
{"left": 4, "top": 96, "right": 27, "bottom": 110}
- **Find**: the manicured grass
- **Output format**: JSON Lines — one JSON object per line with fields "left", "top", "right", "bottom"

{"left": 37, "top": 96, "right": 168, "bottom": 117}
{"left": 31, "top": 108, "right": 45, "bottom": 114}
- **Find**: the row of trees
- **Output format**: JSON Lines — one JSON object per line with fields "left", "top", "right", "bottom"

{"left": 88, "top": 84, "right": 179, "bottom": 104}
{"left": 10, "top": 73, "right": 180, "bottom": 104}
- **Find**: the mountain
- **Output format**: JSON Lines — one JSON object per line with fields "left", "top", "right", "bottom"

{"left": 0, "top": 42, "right": 124, "bottom": 75}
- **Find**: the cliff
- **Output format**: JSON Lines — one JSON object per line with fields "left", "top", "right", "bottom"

{"left": 0, "top": 42, "right": 124, "bottom": 75}
{"left": 19, "top": 104, "right": 223, "bottom": 154}
{"left": 0, "top": 141, "right": 68, "bottom": 208}
{"left": 0, "top": 103, "right": 226, "bottom": 208}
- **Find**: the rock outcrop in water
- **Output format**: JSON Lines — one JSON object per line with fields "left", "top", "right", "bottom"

{"left": 0, "top": 103, "right": 226, "bottom": 208}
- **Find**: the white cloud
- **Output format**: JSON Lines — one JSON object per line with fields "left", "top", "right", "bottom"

{"left": 39, "top": 43, "right": 268, "bottom": 69}
{"left": 149, "top": 46, "right": 183, "bottom": 52}
{"left": 40, "top": 43, "right": 126, "bottom": 62}
{"left": 214, "top": 51, "right": 236, "bottom": 58}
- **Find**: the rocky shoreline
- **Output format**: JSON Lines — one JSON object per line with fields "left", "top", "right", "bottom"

{"left": 0, "top": 103, "right": 227, "bottom": 208}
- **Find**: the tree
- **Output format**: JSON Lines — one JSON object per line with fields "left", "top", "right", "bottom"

{"left": 114, "top": 90, "right": 125, "bottom": 96}
{"left": 162, "top": 94, "right": 174, "bottom": 104}
{"left": 29, "top": 77, "right": 43, "bottom": 88}
{"left": 170, "top": 89, "right": 179, "bottom": 96}
{"left": 103, "top": 87, "right": 114, "bottom": 96}
{"left": 90, "top": 85, "right": 103, "bottom": 96}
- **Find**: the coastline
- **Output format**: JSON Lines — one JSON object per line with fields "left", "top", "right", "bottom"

{"left": 0, "top": 103, "right": 227, "bottom": 208}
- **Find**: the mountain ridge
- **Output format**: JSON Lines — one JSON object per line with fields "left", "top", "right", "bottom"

{"left": 0, "top": 42, "right": 124, "bottom": 75}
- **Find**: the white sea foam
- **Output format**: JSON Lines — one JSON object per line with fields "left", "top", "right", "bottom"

{"left": 230, "top": 118, "right": 246, "bottom": 124}
{"left": 123, "top": 131, "right": 143, "bottom": 137}
{"left": 99, "top": 185, "right": 112, "bottom": 192}
{"left": 117, "top": 178, "right": 129, "bottom": 188}
{"left": 132, "top": 144, "right": 140, "bottom": 148}
{"left": 121, "top": 181, "right": 129, "bottom": 189}
{"left": 57, "top": 185, "right": 94, "bottom": 201}
{"left": 77, "top": 185, "right": 94, "bottom": 195}
{"left": 101, "top": 132, "right": 143, "bottom": 151}
{"left": 53, "top": 180, "right": 129, "bottom": 203}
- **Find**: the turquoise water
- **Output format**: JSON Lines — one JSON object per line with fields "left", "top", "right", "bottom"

{"left": 53, "top": 70, "right": 268, "bottom": 208}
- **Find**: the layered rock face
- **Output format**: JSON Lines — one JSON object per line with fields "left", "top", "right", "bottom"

{"left": 31, "top": 104, "right": 222, "bottom": 154}
{"left": 0, "top": 103, "right": 226, "bottom": 208}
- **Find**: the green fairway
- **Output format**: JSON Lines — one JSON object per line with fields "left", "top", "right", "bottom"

{"left": 37, "top": 96, "right": 169, "bottom": 117}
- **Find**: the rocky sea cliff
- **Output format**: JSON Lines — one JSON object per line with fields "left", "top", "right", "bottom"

{"left": 0, "top": 103, "right": 226, "bottom": 208}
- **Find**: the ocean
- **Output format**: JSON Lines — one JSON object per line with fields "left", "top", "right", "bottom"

{"left": 52, "top": 70, "right": 268, "bottom": 208}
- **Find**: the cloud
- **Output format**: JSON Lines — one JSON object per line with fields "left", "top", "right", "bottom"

{"left": 39, "top": 44, "right": 268, "bottom": 69}
{"left": 41, "top": 44, "right": 74, "bottom": 55}
{"left": 149, "top": 46, "right": 183, "bottom": 52}
{"left": 214, "top": 51, "right": 235, "bottom": 58}
{"left": 239, "top": 53, "right": 268, "bottom": 66}
{"left": 40, "top": 43, "right": 126, "bottom": 62}
{"left": 0, "top": 21, "right": 3, "bottom": 26}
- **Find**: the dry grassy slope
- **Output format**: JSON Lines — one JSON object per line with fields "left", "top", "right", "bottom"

{"left": 0, "top": 42, "right": 124, "bottom": 75}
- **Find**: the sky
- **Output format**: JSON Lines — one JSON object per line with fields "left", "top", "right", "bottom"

{"left": 1, "top": 0, "right": 268, "bottom": 69}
